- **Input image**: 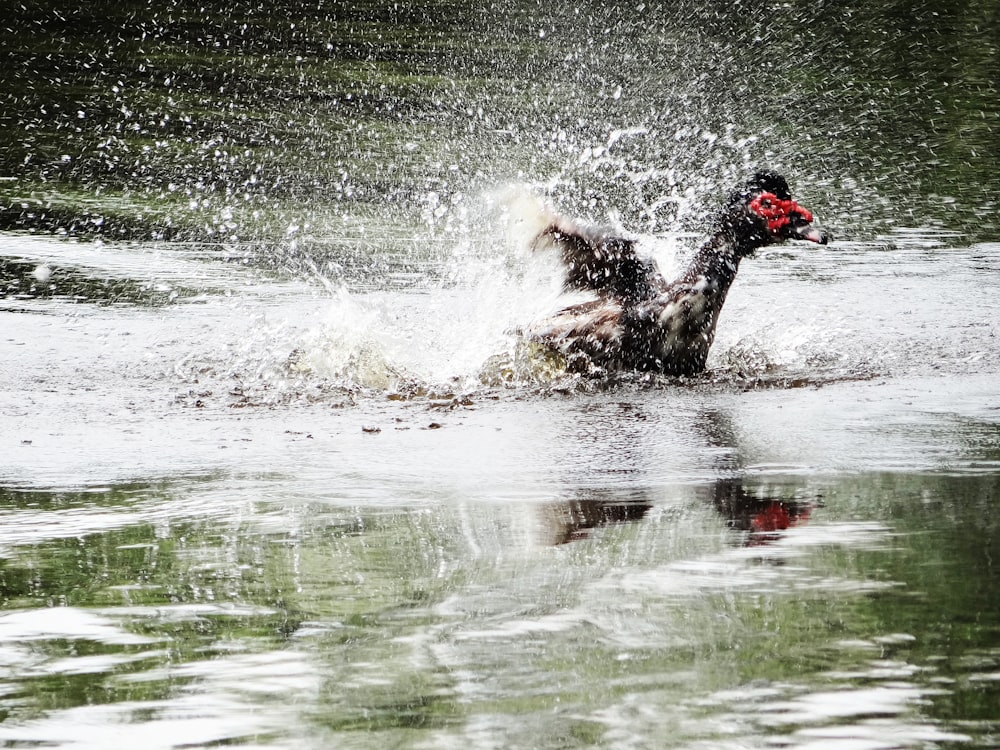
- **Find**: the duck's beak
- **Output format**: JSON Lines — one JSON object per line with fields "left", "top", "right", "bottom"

{"left": 785, "top": 217, "right": 830, "bottom": 245}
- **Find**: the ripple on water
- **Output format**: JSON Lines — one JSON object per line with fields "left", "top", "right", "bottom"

{"left": 682, "top": 676, "right": 971, "bottom": 749}
{"left": 0, "top": 607, "right": 155, "bottom": 646}
{"left": 758, "top": 687, "right": 972, "bottom": 748}
{"left": 0, "top": 606, "right": 318, "bottom": 749}
{"left": 606, "top": 520, "right": 898, "bottom": 601}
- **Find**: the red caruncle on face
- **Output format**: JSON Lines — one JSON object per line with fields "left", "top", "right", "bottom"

{"left": 749, "top": 192, "right": 815, "bottom": 234}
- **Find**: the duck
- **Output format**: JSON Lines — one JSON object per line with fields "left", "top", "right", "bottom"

{"left": 528, "top": 172, "right": 829, "bottom": 376}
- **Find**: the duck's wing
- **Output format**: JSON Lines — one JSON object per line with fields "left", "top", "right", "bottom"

{"left": 533, "top": 216, "right": 668, "bottom": 304}
{"left": 530, "top": 299, "right": 624, "bottom": 355}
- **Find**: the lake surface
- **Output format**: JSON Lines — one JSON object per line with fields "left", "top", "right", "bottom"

{"left": 2, "top": 1, "right": 999, "bottom": 748}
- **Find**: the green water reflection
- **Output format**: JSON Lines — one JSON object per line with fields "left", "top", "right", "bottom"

{"left": 1, "top": 472, "right": 996, "bottom": 746}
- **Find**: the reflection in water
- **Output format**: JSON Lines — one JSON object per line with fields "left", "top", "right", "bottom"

{"left": 539, "top": 491, "right": 653, "bottom": 545}
{"left": 537, "top": 477, "right": 817, "bottom": 547}
{"left": 535, "top": 401, "right": 816, "bottom": 547}
{"left": 711, "top": 478, "right": 818, "bottom": 546}
{"left": 0, "top": 472, "right": 997, "bottom": 748}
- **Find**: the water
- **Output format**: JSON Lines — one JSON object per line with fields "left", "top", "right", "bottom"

{"left": 2, "top": 1, "right": 1000, "bottom": 748}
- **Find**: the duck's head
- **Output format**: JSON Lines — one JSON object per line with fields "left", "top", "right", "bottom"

{"left": 726, "top": 172, "right": 829, "bottom": 253}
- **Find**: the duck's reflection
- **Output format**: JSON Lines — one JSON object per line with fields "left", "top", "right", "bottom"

{"left": 538, "top": 490, "right": 653, "bottom": 545}
{"left": 536, "top": 401, "right": 819, "bottom": 546}
{"left": 711, "top": 478, "right": 817, "bottom": 546}
{"left": 538, "top": 478, "right": 817, "bottom": 547}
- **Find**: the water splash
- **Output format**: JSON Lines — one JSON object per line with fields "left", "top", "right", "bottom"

{"left": 270, "top": 185, "right": 581, "bottom": 393}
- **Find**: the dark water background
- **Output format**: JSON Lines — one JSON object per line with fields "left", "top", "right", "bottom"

{"left": 4, "top": 0, "right": 999, "bottom": 247}
{"left": 2, "top": 1, "right": 999, "bottom": 748}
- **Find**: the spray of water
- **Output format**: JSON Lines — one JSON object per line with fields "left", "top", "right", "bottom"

{"left": 267, "top": 185, "right": 572, "bottom": 394}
